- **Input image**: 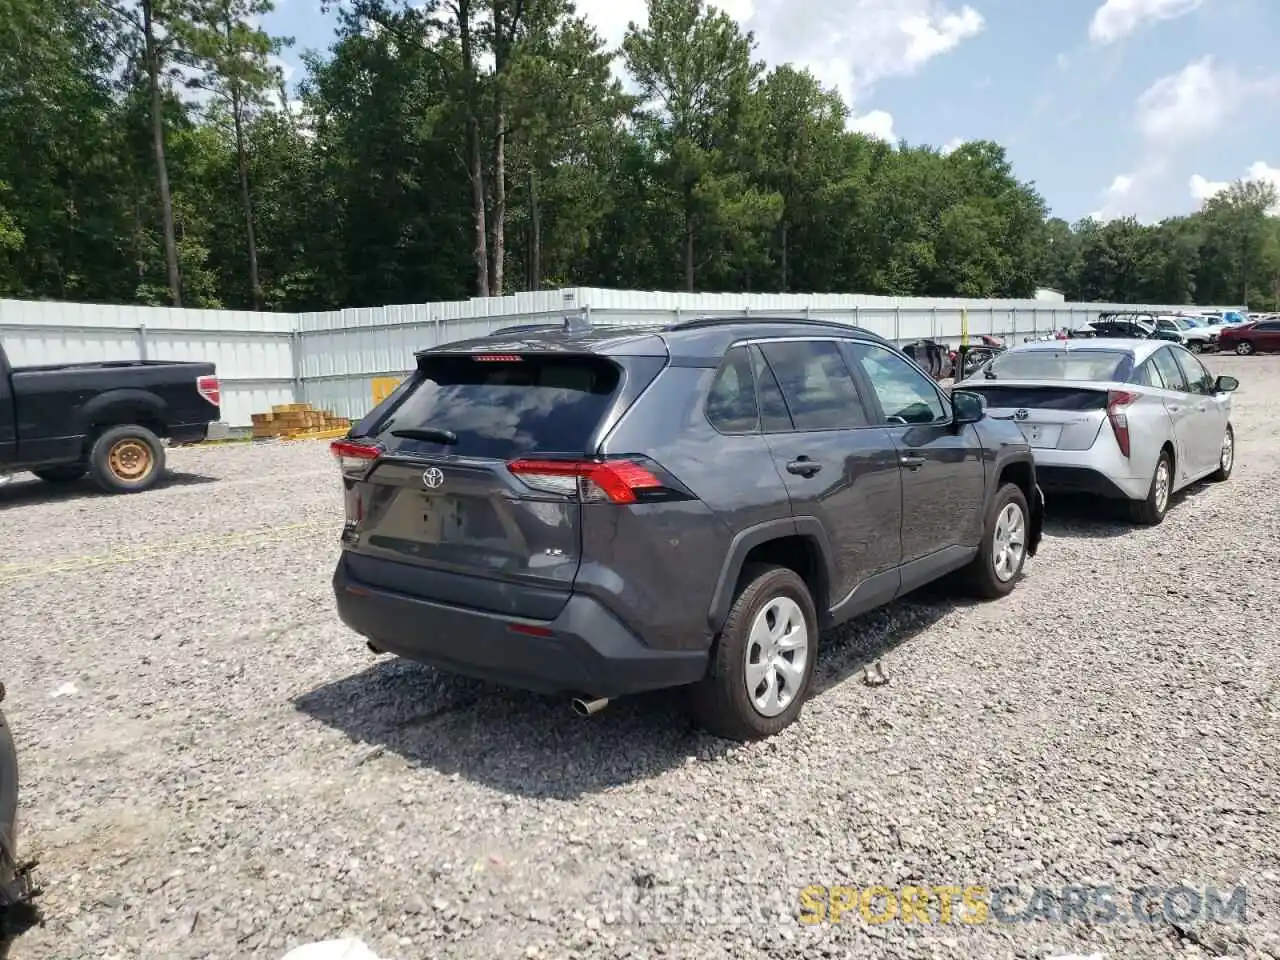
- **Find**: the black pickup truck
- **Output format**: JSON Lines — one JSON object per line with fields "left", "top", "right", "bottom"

{"left": 0, "top": 341, "right": 222, "bottom": 494}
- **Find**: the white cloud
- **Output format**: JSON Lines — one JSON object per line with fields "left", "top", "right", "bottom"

{"left": 940, "top": 136, "right": 965, "bottom": 155}
{"left": 850, "top": 109, "right": 898, "bottom": 142}
{"left": 1134, "top": 56, "right": 1249, "bottom": 144}
{"left": 1088, "top": 172, "right": 1139, "bottom": 221}
{"left": 1189, "top": 161, "right": 1280, "bottom": 212}
{"left": 1088, "top": 0, "right": 1203, "bottom": 45}
{"left": 577, "top": 0, "right": 984, "bottom": 136}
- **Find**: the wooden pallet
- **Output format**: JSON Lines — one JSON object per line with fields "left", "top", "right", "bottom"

{"left": 250, "top": 403, "right": 351, "bottom": 440}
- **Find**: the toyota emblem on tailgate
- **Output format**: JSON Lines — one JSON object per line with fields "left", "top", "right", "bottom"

{"left": 422, "top": 467, "right": 444, "bottom": 489}
{"left": 1013, "top": 409, "right": 1029, "bottom": 421}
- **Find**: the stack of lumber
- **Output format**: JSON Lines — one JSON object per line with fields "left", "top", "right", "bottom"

{"left": 251, "top": 403, "right": 351, "bottom": 440}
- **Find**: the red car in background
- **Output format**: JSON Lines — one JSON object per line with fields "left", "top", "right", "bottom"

{"left": 1217, "top": 318, "right": 1280, "bottom": 356}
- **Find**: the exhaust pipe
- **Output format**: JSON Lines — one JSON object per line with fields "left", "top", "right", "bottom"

{"left": 571, "top": 697, "right": 609, "bottom": 717}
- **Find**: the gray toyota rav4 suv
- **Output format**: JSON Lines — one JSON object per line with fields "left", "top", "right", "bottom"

{"left": 330, "top": 317, "right": 1044, "bottom": 740}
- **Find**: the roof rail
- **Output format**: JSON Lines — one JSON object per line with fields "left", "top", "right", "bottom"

{"left": 666, "top": 314, "right": 881, "bottom": 336}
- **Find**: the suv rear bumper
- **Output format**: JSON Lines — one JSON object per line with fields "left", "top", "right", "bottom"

{"left": 332, "top": 554, "right": 709, "bottom": 698}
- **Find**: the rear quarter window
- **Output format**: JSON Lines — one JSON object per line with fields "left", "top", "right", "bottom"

{"left": 372, "top": 354, "right": 621, "bottom": 459}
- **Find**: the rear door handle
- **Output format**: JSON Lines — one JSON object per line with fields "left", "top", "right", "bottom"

{"left": 900, "top": 455, "right": 926, "bottom": 470}
{"left": 786, "top": 457, "right": 822, "bottom": 477}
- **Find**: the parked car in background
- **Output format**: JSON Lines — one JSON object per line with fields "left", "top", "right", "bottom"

{"left": 1217, "top": 318, "right": 1280, "bottom": 355}
{"left": 1070, "top": 312, "right": 1185, "bottom": 344}
{"left": 958, "top": 339, "right": 1236, "bottom": 525}
{"left": 330, "top": 316, "right": 1044, "bottom": 741}
{"left": 0, "top": 341, "right": 224, "bottom": 494}
{"left": 1199, "top": 310, "right": 1250, "bottom": 329}
{"left": 1153, "top": 315, "right": 1218, "bottom": 353}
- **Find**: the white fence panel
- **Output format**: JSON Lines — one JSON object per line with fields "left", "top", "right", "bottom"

{"left": 0, "top": 292, "right": 1250, "bottom": 426}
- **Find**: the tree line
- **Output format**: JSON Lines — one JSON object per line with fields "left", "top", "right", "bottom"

{"left": 1, "top": 0, "right": 1277, "bottom": 313}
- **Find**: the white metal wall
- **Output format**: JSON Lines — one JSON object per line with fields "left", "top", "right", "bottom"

{"left": 0, "top": 291, "right": 1247, "bottom": 426}
{"left": 0, "top": 299, "right": 296, "bottom": 427}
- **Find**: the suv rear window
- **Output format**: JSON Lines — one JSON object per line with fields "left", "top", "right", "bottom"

{"left": 982, "top": 349, "right": 1131, "bottom": 382}
{"left": 373, "top": 354, "right": 621, "bottom": 459}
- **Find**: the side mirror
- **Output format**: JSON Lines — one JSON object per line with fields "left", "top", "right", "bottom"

{"left": 952, "top": 390, "right": 985, "bottom": 425}
{"left": 1214, "top": 375, "right": 1239, "bottom": 393}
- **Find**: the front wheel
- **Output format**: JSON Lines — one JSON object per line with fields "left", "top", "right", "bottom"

{"left": 88, "top": 425, "right": 166, "bottom": 494}
{"left": 1187, "top": 341, "right": 1204, "bottom": 354}
{"left": 689, "top": 564, "right": 818, "bottom": 741}
{"left": 1236, "top": 341, "right": 1255, "bottom": 356}
{"left": 961, "top": 482, "right": 1030, "bottom": 599}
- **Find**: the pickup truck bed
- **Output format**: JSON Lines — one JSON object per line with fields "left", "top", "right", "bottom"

{"left": 0, "top": 343, "right": 223, "bottom": 494}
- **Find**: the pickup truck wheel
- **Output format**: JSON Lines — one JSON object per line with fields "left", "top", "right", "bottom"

{"left": 88, "top": 425, "right": 166, "bottom": 494}
{"left": 961, "top": 482, "right": 1029, "bottom": 599}
{"left": 32, "top": 464, "right": 86, "bottom": 483}
{"left": 688, "top": 564, "right": 818, "bottom": 742}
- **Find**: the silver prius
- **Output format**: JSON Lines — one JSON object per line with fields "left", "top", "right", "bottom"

{"left": 956, "top": 339, "right": 1238, "bottom": 524}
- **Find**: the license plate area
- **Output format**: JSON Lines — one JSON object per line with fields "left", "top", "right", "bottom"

{"left": 417, "top": 493, "right": 467, "bottom": 543}
{"left": 1019, "top": 423, "right": 1061, "bottom": 448}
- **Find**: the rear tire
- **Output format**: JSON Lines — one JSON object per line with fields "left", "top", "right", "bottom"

{"left": 1129, "top": 450, "right": 1172, "bottom": 525}
{"left": 960, "top": 482, "right": 1030, "bottom": 599}
{"left": 32, "top": 464, "right": 86, "bottom": 483}
{"left": 88, "top": 425, "right": 166, "bottom": 494}
{"left": 689, "top": 564, "right": 818, "bottom": 742}
{"left": 1209, "top": 424, "right": 1234, "bottom": 482}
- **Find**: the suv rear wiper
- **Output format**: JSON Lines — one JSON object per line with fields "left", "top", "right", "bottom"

{"left": 390, "top": 427, "right": 458, "bottom": 445}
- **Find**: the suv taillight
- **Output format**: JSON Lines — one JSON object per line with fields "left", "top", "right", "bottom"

{"left": 507, "top": 457, "right": 688, "bottom": 504}
{"left": 1106, "top": 390, "right": 1137, "bottom": 457}
{"left": 330, "top": 438, "right": 381, "bottom": 477}
{"left": 197, "top": 375, "right": 220, "bottom": 407}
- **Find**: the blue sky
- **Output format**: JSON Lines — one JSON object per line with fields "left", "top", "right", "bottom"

{"left": 262, "top": 0, "right": 1280, "bottom": 224}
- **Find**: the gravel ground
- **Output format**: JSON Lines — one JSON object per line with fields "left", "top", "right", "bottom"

{"left": 2, "top": 354, "right": 1278, "bottom": 960}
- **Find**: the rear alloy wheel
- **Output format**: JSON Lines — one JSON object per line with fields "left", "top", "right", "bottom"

{"left": 689, "top": 564, "right": 817, "bottom": 741}
{"left": 1209, "top": 425, "right": 1234, "bottom": 482}
{"left": 1235, "top": 340, "right": 1255, "bottom": 356}
{"left": 1130, "top": 450, "right": 1172, "bottom": 525}
{"left": 88, "top": 424, "right": 166, "bottom": 494}
{"left": 961, "top": 482, "right": 1029, "bottom": 599}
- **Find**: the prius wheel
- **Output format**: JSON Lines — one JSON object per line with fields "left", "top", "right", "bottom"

{"left": 1209, "top": 425, "right": 1234, "bottom": 482}
{"left": 1130, "top": 450, "right": 1172, "bottom": 525}
{"left": 689, "top": 564, "right": 817, "bottom": 742}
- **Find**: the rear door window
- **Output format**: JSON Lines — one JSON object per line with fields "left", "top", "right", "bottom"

{"left": 372, "top": 354, "right": 621, "bottom": 459}
{"left": 705, "top": 346, "right": 759, "bottom": 434}
{"left": 757, "top": 340, "right": 872, "bottom": 430}
{"left": 1150, "top": 348, "right": 1188, "bottom": 392}
{"left": 750, "top": 346, "right": 795, "bottom": 432}
{"left": 1131, "top": 358, "right": 1165, "bottom": 388}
